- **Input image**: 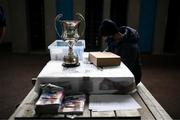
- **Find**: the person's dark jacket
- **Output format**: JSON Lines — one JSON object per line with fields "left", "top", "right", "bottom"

{"left": 105, "top": 26, "right": 142, "bottom": 85}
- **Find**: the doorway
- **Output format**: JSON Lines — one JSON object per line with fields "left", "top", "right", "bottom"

{"left": 85, "top": 0, "right": 103, "bottom": 51}
{"left": 164, "top": 0, "right": 179, "bottom": 54}
{"left": 110, "top": 0, "right": 128, "bottom": 27}
{"left": 26, "top": 0, "right": 45, "bottom": 52}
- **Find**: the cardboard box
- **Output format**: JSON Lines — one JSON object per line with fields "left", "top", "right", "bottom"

{"left": 89, "top": 52, "right": 121, "bottom": 67}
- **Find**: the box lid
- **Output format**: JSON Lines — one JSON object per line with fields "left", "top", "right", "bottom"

{"left": 89, "top": 52, "right": 121, "bottom": 67}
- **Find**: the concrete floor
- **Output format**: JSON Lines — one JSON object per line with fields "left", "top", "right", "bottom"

{"left": 0, "top": 53, "right": 180, "bottom": 119}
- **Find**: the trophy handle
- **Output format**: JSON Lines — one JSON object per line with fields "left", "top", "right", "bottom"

{"left": 55, "top": 14, "right": 63, "bottom": 39}
{"left": 75, "top": 13, "right": 86, "bottom": 37}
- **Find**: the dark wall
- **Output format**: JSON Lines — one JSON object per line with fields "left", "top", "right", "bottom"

{"left": 26, "top": 0, "right": 45, "bottom": 51}
{"left": 85, "top": 0, "right": 103, "bottom": 51}
{"left": 110, "top": 0, "right": 128, "bottom": 27}
{"left": 164, "top": 0, "right": 180, "bottom": 54}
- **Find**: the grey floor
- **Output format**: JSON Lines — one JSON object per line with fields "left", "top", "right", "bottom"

{"left": 0, "top": 52, "right": 180, "bottom": 119}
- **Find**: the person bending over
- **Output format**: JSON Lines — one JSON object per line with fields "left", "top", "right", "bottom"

{"left": 99, "top": 19, "right": 142, "bottom": 85}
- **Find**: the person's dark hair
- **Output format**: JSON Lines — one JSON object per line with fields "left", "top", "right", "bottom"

{"left": 99, "top": 19, "right": 118, "bottom": 36}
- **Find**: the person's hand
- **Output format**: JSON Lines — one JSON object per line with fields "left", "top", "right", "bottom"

{"left": 113, "top": 32, "right": 123, "bottom": 41}
{"left": 102, "top": 36, "right": 108, "bottom": 41}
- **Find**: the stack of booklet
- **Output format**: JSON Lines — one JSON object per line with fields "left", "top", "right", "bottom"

{"left": 59, "top": 94, "right": 86, "bottom": 115}
{"left": 35, "top": 84, "right": 86, "bottom": 115}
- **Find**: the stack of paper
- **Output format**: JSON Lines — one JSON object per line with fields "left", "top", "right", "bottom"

{"left": 89, "top": 95, "right": 141, "bottom": 111}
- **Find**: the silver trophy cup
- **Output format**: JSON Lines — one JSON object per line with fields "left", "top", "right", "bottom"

{"left": 55, "top": 13, "right": 85, "bottom": 67}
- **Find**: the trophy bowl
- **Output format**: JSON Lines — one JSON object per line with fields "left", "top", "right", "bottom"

{"left": 55, "top": 13, "right": 85, "bottom": 67}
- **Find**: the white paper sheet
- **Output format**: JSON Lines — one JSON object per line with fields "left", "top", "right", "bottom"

{"left": 89, "top": 95, "right": 141, "bottom": 111}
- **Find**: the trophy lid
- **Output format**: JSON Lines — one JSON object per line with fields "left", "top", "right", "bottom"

{"left": 62, "top": 20, "right": 80, "bottom": 28}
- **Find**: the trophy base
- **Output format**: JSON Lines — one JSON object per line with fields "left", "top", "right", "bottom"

{"left": 62, "top": 62, "right": 80, "bottom": 67}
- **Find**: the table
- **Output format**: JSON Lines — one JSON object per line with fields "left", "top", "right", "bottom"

{"left": 9, "top": 82, "right": 172, "bottom": 120}
{"left": 8, "top": 53, "right": 172, "bottom": 119}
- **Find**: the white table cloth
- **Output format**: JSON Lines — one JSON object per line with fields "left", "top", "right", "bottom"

{"left": 35, "top": 53, "right": 136, "bottom": 94}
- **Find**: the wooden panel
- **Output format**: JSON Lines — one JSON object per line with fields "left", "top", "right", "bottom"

{"left": 8, "top": 87, "right": 39, "bottom": 120}
{"left": 39, "top": 113, "right": 65, "bottom": 118}
{"left": 15, "top": 104, "right": 37, "bottom": 118}
{"left": 132, "top": 91, "right": 155, "bottom": 120}
{"left": 91, "top": 111, "right": 116, "bottom": 118}
{"left": 115, "top": 109, "right": 140, "bottom": 119}
{"left": 76, "top": 103, "right": 91, "bottom": 118}
{"left": 137, "top": 82, "right": 172, "bottom": 120}
{"left": 9, "top": 83, "right": 172, "bottom": 120}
